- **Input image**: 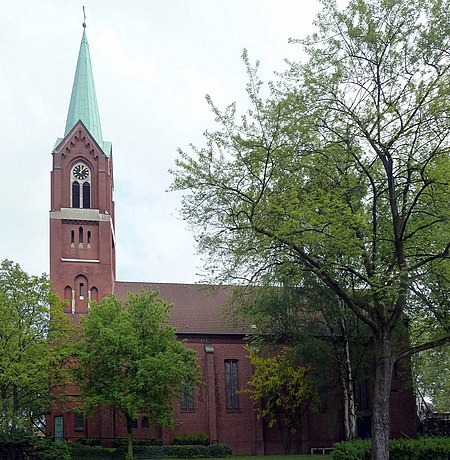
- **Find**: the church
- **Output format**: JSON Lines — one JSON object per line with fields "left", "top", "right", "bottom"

{"left": 46, "top": 23, "right": 417, "bottom": 455}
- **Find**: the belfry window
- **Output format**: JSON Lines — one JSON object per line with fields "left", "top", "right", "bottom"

{"left": 71, "top": 162, "right": 91, "bottom": 208}
{"left": 72, "top": 181, "right": 80, "bottom": 208}
{"left": 83, "top": 182, "right": 91, "bottom": 208}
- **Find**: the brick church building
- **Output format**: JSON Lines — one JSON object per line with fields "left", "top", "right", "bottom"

{"left": 46, "top": 24, "right": 417, "bottom": 455}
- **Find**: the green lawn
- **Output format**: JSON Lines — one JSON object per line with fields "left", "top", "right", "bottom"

{"left": 235, "top": 457, "right": 328, "bottom": 460}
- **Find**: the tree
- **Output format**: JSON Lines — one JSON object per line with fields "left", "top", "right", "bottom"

{"left": 242, "top": 345, "right": 316, "bottom": 453}
{"left": 413, "top": 346, "right": 450, "bottom": 413}
{"left": 235, "top": 280, "right": 371, "bottom": 441}
{"left": 73, "top": 290, "right": 199, "bottom": 459}
{"left": 0, "top": 259, "right": 73, "bottom": 434}
{"left": 171, "top": 0, "right": 450, "bottom": 457}
{"left": 409, "top": 266, "right": 450, "bottom": 412}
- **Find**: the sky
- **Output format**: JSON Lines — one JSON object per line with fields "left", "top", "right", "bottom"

{"left": 0, "top": 0, "right": 323, "bottom": 283}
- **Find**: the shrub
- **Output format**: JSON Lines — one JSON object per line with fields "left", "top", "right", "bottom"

{"left": 75, "top": 437, "right": 101, "bottom": 446}
{"left": 112, "top": 437, "right": 161, "bottom": 448}
{"left": 0, "top": 433, "right": 71, "bottom": 460}
{"left": 332, "top": 439, "right": 371, "bottom": 460}
{"left": 208, "top": 444, "right": 233, "bottom": 457}
{"left": 70, "top": 443, "right": 115, "bottom": 459}
{"left": 112, "top": 443, "right": 232, "bottom": 459}
{"left": 171, "top": 433, "right": 209, "bottom": 446}
{"left": 332, "top": 437, "right": 450, "bottom": 460}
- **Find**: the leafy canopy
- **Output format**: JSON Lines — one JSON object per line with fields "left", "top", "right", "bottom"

{"left": 242, "top": 345, "right": 317, "bottom": 433}
{"left": 73, "top": 290, "right": 199, "bottom": 429}
{"left": 172, "top": 0, "right": 450, "bottom": 457}
{"left": 0, "top": 259, "right": 74, "bottom": 434}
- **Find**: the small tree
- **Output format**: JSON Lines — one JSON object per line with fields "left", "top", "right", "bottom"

{"left": 242, "top": 345, "right": 316, "bottom": 453}
{"left": 0, "top": 259, "right": 74, "bottom": 434}
{"left": 73, "top": 290, "right": 199, "bottom": 459}
{"left": 236, "top": 281, "right": 372, "bottom": 441}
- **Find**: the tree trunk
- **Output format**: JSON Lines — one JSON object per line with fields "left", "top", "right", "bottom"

{"left": 371, "top": 335, "right": 394, "bottom": 460}
{"left": 125, "top": 414, "right": 134, "bottom": 459}
{"left": 340, "top": 338, "right": 357, "bottom": 440}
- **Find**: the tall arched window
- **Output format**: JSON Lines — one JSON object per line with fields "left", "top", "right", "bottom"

{"left": 72, "top": 181, "right": 80, "bottom": 208}
{"left": 71, "top": 162, "right": 91, "bottom": 208}
{"left": 83, "top": 182, "right": 91, "bottom": 208}
{"left": 90, "top": 286, "right": 98, "bottom": 302}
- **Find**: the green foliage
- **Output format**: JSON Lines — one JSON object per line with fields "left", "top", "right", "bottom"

{"left": 0, "top": 259, "right": 75, "bottom": 434}
{"left": 171, "top": 433, "right": 209, "bottom": 445}
{"left": 242, "top": 345, "right": 317, "bottom": 433}
{"left": 75, "top": 437, "right": 102, "bottom": 446}
{"left": 413, "top": 345, "right": 450, "bottom": 412}
{"left": 332, "top": 439, "right": 371, "bottom": 460}
{"left": 114, "top": 444, "right": 232, "bottom": 459}
{"left": 112, "top": 437, "right": 161, "bottom": 447}
{"left": 171, "top": 0, "right": 450, "bottom": 456}
{"left": 0, "top": 433, "right": 71, "bottom": 460}
{"left": 332, "top": 437, "right": 450, "bottom": 460}
{"left": 73, "top": 289, "right": 200, "bottom": 457}
{"left": 70, "top": 443, "right": 115, "bottom": 460}
{"left": 409, "top": 267, "right": 450, "bottom": 412}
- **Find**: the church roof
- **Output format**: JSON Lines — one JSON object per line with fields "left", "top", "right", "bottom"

{"left": 63, "top": 26, "right": 110, "bottom": 156}
{"left": 114, "top": 281, "right": 249, "bottom": 335}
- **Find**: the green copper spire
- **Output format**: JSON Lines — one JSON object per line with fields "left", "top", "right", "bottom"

{"left": 64, "top": 24, "right": 104, "bottom": 149}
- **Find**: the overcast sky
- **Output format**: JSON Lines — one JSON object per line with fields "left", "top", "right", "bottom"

{"left": 0, "top": 0, "right": 323, "bottom": 283}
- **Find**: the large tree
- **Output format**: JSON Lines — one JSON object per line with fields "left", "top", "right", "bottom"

{"left": 73, "top": 290, "right": 199, "bottom": 459}
{"left": 0, "top": 259, "right": 73, "bottom": 434}
{"left": 171, "top": 0, "right": 450, "bottom": 457}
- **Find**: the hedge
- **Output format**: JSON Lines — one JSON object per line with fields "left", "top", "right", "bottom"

{"left": 71, "top": 443, "right": 232, "bottom": 460}
{"left": 332, "top": 436, "right": 450, "bottom": 460}
{"left": 112, "top": 437, "right": 162, "bottom": 448}
{"left": 0, "top": 433, "right": 70, "bottom": 460}
{"left": 171, "top": 433, "right": 209, "bottom": 446}
{"left": 70, "top": 443, "right": 116, "bottom": 460}
{"left": 114, "top": 443, "right": 232, "bottom": 459}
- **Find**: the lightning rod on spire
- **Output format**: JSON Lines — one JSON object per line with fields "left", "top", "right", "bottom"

{"left": 82, "top": 6, "right": 86, "bottom": 28}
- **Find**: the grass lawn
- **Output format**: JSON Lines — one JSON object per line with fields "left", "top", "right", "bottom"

{"left": 234, "top": 456, "right": 328, "bottom": 460}
{"left": 178, "top": 457, "right": 328, "bottom": 460}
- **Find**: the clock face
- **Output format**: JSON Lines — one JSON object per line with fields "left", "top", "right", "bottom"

{"left": 73, "top": 164, "right": 90, "bottom": 180}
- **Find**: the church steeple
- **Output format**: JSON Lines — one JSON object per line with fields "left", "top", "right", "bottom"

{"left": 50, "top": 15, "right": 115, "bottom": 323}
{"left": 64, "top": 24, "right": 104, "bottom": 150}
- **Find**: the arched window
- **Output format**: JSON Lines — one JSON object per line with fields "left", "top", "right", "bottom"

{"left": 71, "top": 230, "right": 75, "bottom": 246}
{"left": 64, "top": 285, "right": 72, "bottom": 301}
{"left": 83, "top": 182, "right": 91, "bottom": 208}
{"left": 87, "top": 231, "right": 91, "bottom": 246}
{"left": 79, "top": 227, "right": 83, "bottom": 244}
{"left": 72, "top": 181, "right": 80, "bottom": 208}
{"left": 74, "top": 274, "right": 88, "bottom": 313}
{"left": 90, "top": 286, "right": 98, "bottom": 302}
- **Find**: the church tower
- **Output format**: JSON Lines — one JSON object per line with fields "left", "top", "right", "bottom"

{"left": 50, "top": 23, "right": 115, "bottom": 319}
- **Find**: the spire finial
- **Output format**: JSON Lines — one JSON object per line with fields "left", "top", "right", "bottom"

{"left": 82, "top": 6, "right": 86, "bottom": 28}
